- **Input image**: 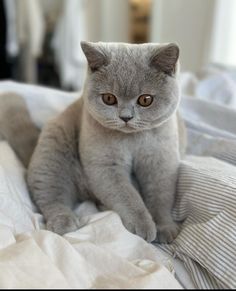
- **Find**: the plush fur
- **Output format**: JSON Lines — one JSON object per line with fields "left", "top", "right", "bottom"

{"left": 0, "top": 93, "right": 39, "bottom": 168}
{"left": 15, "top": 42, "right": 182, "bottom": 243}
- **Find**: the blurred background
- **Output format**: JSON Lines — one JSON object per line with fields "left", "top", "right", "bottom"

{"left": 0, "top": 0, "right": 236, "bottom": 92}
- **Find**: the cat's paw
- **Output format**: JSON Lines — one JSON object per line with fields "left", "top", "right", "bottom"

{"left": 123, "top": 212, "right": 156, "bottom": 243}
{"left": 156, "top": 222, "right": 180, "bottom": 244}
{"left": 46, "top": 213, "right": 80, "bottom": 235}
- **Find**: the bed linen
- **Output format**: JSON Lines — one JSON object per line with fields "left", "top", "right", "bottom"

{"left": 0, "top": 71, "right": 236, "bottom": 289}
{"left": 169, "top": 68, "right": 236, "bottom": 289}
{"left": 0, "top": 141, "right": 181, "bottom": 289}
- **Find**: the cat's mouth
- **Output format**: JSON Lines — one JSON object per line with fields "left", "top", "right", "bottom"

{"left": 118, "top": 122, "right": 145, "bottom": 133}
{"left": 119, "top": 127, "right": 136, "bottom": 133}
{"left": 103, "top": 117, "right": 147, "bottom": 133}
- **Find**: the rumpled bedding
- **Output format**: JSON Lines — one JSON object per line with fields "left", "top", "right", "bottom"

{"left": 170, "top": 67, "right": 236, "bottom": 289}
{"left": 0, "top": 141, "right": 180, "bottom": 289}
{"left": 0, "top": 65, "right": 236, "bottom": 289}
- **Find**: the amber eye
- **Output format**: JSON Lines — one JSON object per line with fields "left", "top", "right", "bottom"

{"left": 102, "top": 93, "right": 117, "bottom": 105}
{"left": 137, "top": 94, "right": 153, "bottom": 107}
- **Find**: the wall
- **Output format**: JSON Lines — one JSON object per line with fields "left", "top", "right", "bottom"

{"left": 85, "top": 0, "right": 129, "bottom": 42}
{"left": 150, "top": 0, "right": 216, "bottom": 72}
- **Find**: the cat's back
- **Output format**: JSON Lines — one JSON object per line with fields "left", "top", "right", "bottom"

{"left": 0, "top": 93, "right": 40, "bottom": 167}
{"left": 46, "top": 97, "right": 83, "bottom": 131}
{"left": 39, "top": 97, "right": 83, "bottom": 147}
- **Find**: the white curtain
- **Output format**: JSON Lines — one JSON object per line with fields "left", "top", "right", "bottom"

{"left": 150, "top": 0, "right": 236, "bottom": 72}
{"left": 52, "top": 0, "right": 129, "bottom": 90}
{"left": 52, "top": 0, "right": 87, "bottom": 91}
{"left": 210, "top": 0, "right": 236, "bottom": 67}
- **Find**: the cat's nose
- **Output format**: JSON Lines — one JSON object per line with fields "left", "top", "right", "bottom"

{"left": 119, "top": 116, "right": 133, "bottom": 123}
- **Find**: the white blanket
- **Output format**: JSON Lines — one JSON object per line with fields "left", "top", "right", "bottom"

{"left": 0, "top": 141, "right": 181, "bottom": 289}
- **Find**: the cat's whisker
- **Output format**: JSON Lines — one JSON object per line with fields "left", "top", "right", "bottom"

{"left": 105, "top": 120, "right": 118, "bottom": 124}
{"left": 133, "top": 121, "right": 147, "bottom": 127}
{"left": 135, "top": 120, "right": 147, "bottom": 124}
{"left": 105, "top": 121, "right": 120, "bottom": 127}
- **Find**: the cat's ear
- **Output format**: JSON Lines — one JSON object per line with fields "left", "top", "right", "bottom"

{"left": 150, "top": 43, "right": 179, "bottom": 75}
{"left": 81, "top": 41, "right": 109, "bottom": 72}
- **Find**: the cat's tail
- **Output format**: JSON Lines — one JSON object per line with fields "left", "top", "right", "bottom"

{"left": 0, "top": 93, "right": 40, "bottom": 168}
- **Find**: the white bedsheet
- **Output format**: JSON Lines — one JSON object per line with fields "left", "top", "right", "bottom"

{"left": 0, "top": 140, "right": 181, "bottom": 289}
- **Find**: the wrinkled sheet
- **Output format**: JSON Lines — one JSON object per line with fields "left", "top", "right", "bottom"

{"left": 0, "top": 140, "right": 181, "bottom": 289}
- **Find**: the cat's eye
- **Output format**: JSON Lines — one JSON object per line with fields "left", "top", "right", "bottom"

{"left": 102, "top": 93, "right": 117, "bottom": 105}
{"left": 137, "top": 94, "right": 153, "bottom": 107}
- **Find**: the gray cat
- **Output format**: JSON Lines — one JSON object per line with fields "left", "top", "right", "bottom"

{"left": 26, "top": 42, "right": 182, "bottom": 243}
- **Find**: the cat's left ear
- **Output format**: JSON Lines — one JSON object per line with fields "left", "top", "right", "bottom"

{"left": 81, "top": 41, "right": 109, "bottom": 72}
{"left": 150, "top": 43, "right": 179, "bottom": 76}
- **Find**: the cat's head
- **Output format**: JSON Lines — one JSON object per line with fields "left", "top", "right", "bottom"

{"left": 81, "top": 42, "right": 180, "bottom": 133}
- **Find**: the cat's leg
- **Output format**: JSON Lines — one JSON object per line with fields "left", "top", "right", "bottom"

{"left": 40, "top": 202, "right": 80, "bottom": 235}
{"left": 28, "top": 165, "right": 81, "bottom": 235}
{"left": 134, "top": 152, "right": 180, "bottom": 244}
{"left": 84, "top": 164, "right": 156, "bottom": 242}
{"left": 27, "top": 121, "right": 88, "bottom": 235}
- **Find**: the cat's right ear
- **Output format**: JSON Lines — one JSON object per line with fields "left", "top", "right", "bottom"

{"left": 81, "top": 41, "right": 109, "bottom": 72}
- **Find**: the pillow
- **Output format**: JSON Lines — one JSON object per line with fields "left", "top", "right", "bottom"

{"left": 165, "top": 156, "right": 236, "bottom": 289}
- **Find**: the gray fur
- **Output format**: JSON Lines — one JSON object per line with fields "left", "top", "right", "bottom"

{"left": 27, "top": 42, "right": 182, "bottom": 243}
{"left": 0, "top": 93, "right": 39, "bottom": 168}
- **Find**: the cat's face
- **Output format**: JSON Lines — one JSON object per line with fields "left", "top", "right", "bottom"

{"left": 81, "top": 42, "right": 180, "bottom": 133}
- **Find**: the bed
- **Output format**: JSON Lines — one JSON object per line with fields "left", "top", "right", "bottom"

{"left": 0, "top": 65, "right": 236, "bottom": 289}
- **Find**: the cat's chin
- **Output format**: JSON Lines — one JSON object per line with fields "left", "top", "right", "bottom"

{"left": 117, "top": 127, "right": 140, "bottom": 133}
{"left": 100, "top": 122, "right": 145, "bottom": 133}
{"left": 111, "top": 124, "right": 147, "bottom": 134}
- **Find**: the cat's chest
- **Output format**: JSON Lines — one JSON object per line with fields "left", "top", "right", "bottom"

{"left": 79, "top": 123, "right": 162, "bottom": 164}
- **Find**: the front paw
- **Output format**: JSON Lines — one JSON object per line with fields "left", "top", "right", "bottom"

{"left": 46, "top": 213, "right": 80, "bottom": 235}
{"left": 156, "top": 222, "right": 180, "bottom": 244}
{"left": 123, "top": 212, "right": 156, "bottom": 243}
